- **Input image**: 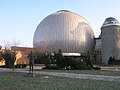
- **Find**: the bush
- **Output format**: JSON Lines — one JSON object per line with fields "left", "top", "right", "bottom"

{"left": 15, "top": 64, "right": 27, "bottom": 68}
{"left": 2, "top": 50, "right": 16, "bottom": 68}
{"left": 108, "top": 56, "right": 120, "bottom": 65}
{"left": 34, "top": 50, "right": 96, "bottom": 70}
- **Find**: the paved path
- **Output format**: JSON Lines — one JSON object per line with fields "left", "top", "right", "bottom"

{"left": 0, "top": 68, "right": 120, "bottom": 82}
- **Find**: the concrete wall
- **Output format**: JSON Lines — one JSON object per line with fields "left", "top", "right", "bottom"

{"left": 101, "top": 25, "right": 120, "bottom": 64}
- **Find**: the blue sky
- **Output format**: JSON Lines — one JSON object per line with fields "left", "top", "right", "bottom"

{"left": 0, "top": 0, "right": 120, "bottom": 47}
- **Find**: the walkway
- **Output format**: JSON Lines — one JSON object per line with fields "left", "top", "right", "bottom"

{"left": 0, "top": 68, "right": 120, "bottom": 82}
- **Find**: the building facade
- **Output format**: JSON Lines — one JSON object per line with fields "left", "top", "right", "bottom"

{"left": 94, "top": 37, "right": 102, "bottom": 64}
{"left": 33, "top": 10, "right": 120, "bottom": 65}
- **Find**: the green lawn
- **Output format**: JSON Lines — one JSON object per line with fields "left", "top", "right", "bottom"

{"left": 35, "top": 69, "right": 120, "bottom": 76}
{"left": 0, "top": 72, "right": 120, "bottom": 90}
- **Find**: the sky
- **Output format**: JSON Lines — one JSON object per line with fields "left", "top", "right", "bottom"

{"left": 0, "top": 0, "right": 120, "bottom": 48}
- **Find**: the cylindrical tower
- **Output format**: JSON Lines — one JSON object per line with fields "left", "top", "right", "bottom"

{"left": 101, "top": 17, "right": 120, "bottom": 64}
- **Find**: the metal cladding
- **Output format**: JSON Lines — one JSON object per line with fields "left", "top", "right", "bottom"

{"left": 101, "top": 17, "right": 120, "bottom": 64}
{"left": 33, "top": 10, "right": 95, "bottom": 53}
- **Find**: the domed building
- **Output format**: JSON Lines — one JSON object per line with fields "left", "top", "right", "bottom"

{"left": 33, "top": 10, "right": 95, "bottom": 54}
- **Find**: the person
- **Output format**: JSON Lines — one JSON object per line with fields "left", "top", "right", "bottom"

{"left": 27, "top": 51, "right": 37, "bottom": 74}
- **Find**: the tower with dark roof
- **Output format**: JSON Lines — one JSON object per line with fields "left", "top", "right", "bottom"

{"left": 101, "top": 17, "right": 120, "bottom": 64}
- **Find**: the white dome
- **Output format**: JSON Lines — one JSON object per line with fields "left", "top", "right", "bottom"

{"left": 33, "top": 10, "right": 95, "bottom": 53}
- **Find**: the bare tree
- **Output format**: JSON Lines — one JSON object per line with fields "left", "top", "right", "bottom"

{"left": 2, "top": 40, "right": 22, "bottom": 50}
{"left": 2, "top": 41, "right": 11, "bottom": 50}
{"left": 11, "top": 40, "right": 22, "bottom": 47}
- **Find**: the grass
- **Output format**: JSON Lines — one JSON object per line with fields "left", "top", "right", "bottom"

{"left": 35, "top": 69, "right": 120, "bottom": 76}
{"left": 0, "top": 72, "right": 120, "bottom": 90}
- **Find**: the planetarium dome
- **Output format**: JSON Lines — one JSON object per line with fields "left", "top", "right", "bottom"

{"left": 33, "top": 10, "right": 95, "bottom": 53}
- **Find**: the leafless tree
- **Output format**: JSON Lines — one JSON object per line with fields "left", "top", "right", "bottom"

{"left": 2, "top": 40, "right": 22, "bottom": 50}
